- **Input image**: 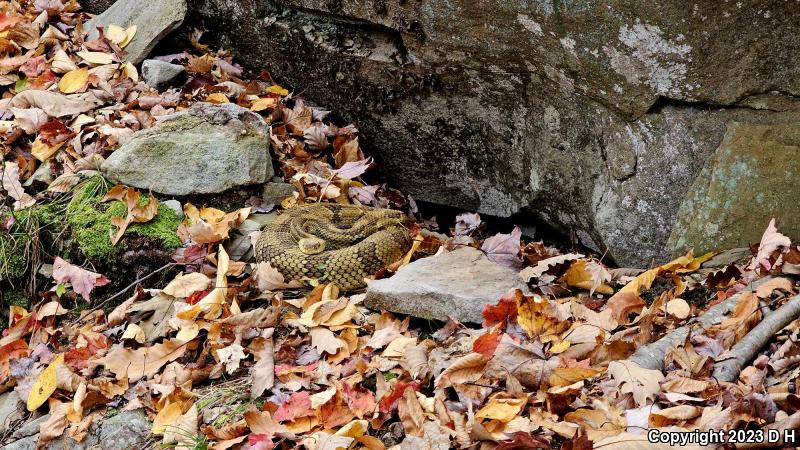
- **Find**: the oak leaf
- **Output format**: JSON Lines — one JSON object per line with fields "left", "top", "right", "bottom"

{"left": 607, "top": 360, "right": 664, "bottom": 407}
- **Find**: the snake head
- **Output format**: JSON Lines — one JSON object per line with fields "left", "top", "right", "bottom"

{"left": 298, "top": 237, "right": 326, "bottom": 255}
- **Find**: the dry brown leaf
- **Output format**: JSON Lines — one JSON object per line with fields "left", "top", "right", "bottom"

{"left": 434, "top": 353, "right": 488, "bottom": 389}
{"left": 254, "top": 261, "right": 303, "bottom": 291}
{"left": 250, "top": 334, "right": 275, "bottom": 397}
{"left": 607, "top": 360, "right": 664, "bottom": 407}
{"left": 560, "top": 259, "right": 613, "bottom": 295}
{"left": 244, "top": 409, "right": 289, "bottom": 435}
{"left": 8, "top": 90, "right": 97, "bottom": 117}
{"left": 755, "top": 277, "right": 793, "bottom": 298}
{"left": 52, "top": 257, "right": 110, "bottom": 301}
{"left": 95, "top": 339, "right": 187, "bottom": 382}
{"left": 648, "top": 405, "right": 699, "bottom": 427}
{"left": 162, "top": 272, "right": 211, "bottom": 298}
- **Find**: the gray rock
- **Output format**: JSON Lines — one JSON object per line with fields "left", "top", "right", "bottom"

{"left": 668, "top": 121, "right": 800, "bottom": 255}
{"left": 262, "top": 182, "right": 296, "bottom": 205}
{"left": 4, "top": 435, "right": 37, "bottom": 450}
{"left": 11, "top": 414, "right": 47, "bottom": 440}
{"left": 85, "top": 0, "right": 186, "bottom": 64}
{"left": 141, "top": 59, "right": 185, "bottom": 88}
{"left": 190, "top": 0, "right": 800, "bottom": 266}
{"left": 98, "top": 410, "right": 151, "bottom": 450}
{"left": 3, "top": 410, "right": 150, "bottom": 450}
{"left": 0, "top": 391, "right": 22, "bottom": 434}
{"left": 364, "top": 247, "right": 529, "bottom": 323}
{"left": 44, "top": 433, "right": 99, "bottom": 450}
{"left": 79, "top": 0, "right": 114, "bottom": 15}
{"left": 162, "top": 199, "right": 184, "bottom": 219}
{"left": 101, "top": 102, "right": 273, "bottom": 195}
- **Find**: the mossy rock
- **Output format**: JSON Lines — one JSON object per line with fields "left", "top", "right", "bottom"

{"left": 0, "top": 176, "right": 183, "bottom": 313}
{"left": 66, "top": 176, "right": 182, "bottom": 261}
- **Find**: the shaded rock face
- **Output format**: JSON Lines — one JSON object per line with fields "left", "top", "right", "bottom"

{"left": 669, "top": 121, "right": 800, "bottom": 254}
{"left": 185, "top": 0, "right": 800, "bottom": 265}
{"left": 102, "top": 102, "right": 273, "bottom": 195}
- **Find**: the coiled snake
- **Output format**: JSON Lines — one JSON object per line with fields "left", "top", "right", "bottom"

{"left": 255, "top": 203, "right": 412, "bottom": 290}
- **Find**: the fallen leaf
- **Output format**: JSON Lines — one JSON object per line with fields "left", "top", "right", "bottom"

{"left": 162, "top": 272, "right": 212, "bottom": 298}
{"left": 434, "top": 353, "right": 488, "bottom": 389}
{"left": 8, "top": 90, "right": 97, "bottom": 117}
{"left": 58, "top": 67, "right": 88, "bottom": 93}
{"left": 2, "top": 161, "right": 35, "bottom": 209}
{"left": 153, "top": 402, "right": 183, "bottom": 435}
{"left": 101, "top": 186, "right": 159, "bottom": 245}
{"left": 475, "top": 395, "right": 526, "bottom": 423}
{"left": 749, "top": 219, "right": 791, "bottom": 271}
{"left": 254, "top": 261, "right": 303, "bottom": 291}
{"left": 52, "top": 257, "right": 110, "bottom": 301}
{"left": 76, "top": 51, "right": 114, "bottom": 65}
{"left": 482, "top": 227, "right": 523, "bottom": 269}
{"left": 27, "top": 354, "right": 63, "bottom": 411}
{"left": 607, "top": 360, "right": 664, "bottom": 407}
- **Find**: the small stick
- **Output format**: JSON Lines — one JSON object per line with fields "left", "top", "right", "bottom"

{"left": 70, "top": 262, "right": 176, "bottom": 324}
{"left": 712, "top": 293, "right": 800, "bottom": 382}
{"left": 628, "top": 277, "right": 772, "bottom": 371}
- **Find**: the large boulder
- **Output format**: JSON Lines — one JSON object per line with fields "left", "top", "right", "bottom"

{"left": 101, "top": 102, "right": 273, "bottom": 195}
{"left": 188, "top": 0, "right": 800, "bottom": 265}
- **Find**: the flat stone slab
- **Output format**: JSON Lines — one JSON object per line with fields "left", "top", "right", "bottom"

{"left": 85, "top": 0, "right": 187, "bottom": 64}
{"left": 364, "top": 247, "right": 529, "bottom": 323}
{"left": 101, "top": 102, "right": 273, "bottom": 195}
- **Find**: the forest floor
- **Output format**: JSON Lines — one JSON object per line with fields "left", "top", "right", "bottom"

{"left": 1, "top": 2, "right": 800, "bottom": 450}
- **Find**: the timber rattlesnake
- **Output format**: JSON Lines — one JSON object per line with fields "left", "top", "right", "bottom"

{"left": 255, "top": 203, "right": 412, "bottom": 290}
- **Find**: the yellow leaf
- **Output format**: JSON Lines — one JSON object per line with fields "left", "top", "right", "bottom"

{"left": 31, "top": 138, "right": 64, "bottom": 161}
{"left": 105, "top": 25, "right": 127, "bottom": 45}
{"left": 549, "top": 339, "right": 571, "bottom": 354}
{"left": 27, "top": 354, "right": 63, "bottom": 411}
{"left": 548, "top": 367, "right": 604, "bottom": 387}
{"left": 266, "top": 85, "right": 289, "bottom": 96}
{"left": 475, "top": 395, "right": 526, "bottom": 423}
{"left": 58, "top": 67, "right": 88, "bottom": 94}
{"left": 152, "top": 402, "right": 182, "bottom": 435}
{"left": 516, "top": 295, "right": 569, "bottom": 342}
{"left": 205, "top": 92, "right": 229, "bottom": 104}
{"left": 335, "top": 419, "right": 369, "bottom": 438}
{"left": 122, "top": 62, "right": 138, "bottom": 82}
{"left": 560, "top": 259, "right": 613, "bottom": 295}
{"left": 76, "top": 51, "right": 114, "bottom": 65}
{"left": 120, "top": 25, "right": 137, "bottom": 48}
{"left": 250, "top": 97, "right": 276, "bottom": 111}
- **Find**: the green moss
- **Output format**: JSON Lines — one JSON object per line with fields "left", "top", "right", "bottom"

{"left": 65, "top": 176, "right": 181, "bottom": 260}
{"left": 0, "top": 232, "right": 30, "bottom": 280}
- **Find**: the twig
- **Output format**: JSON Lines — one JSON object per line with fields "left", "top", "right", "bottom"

{"left": 70, "top": 262, "right": 176, "bottom": 324}
{"left": 627, "top": 277, "right": 772, "bottom": 371}
{"left": 712, "top": 293, "right": 800, "bottom": 382}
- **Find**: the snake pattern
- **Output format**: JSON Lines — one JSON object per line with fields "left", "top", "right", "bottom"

{"left": 255, "top": 203, "right": 413, "bottom": 290}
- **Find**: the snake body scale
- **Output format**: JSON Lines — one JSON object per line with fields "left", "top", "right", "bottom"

{"left": 255, "top": 203, "right": 412, "bottom": 290}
